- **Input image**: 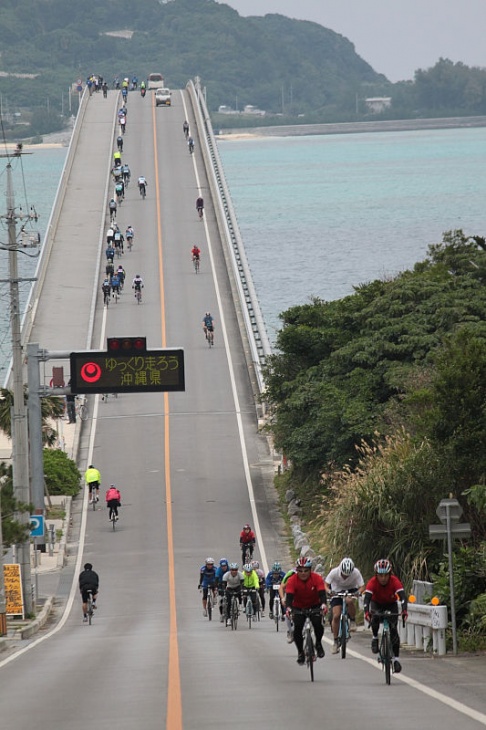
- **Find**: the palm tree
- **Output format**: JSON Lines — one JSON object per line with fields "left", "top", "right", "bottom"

{"left": 0, "top": 387, "right": 65, "bottom": 445}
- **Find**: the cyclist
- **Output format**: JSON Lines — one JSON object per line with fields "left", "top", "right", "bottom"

{"left": 188, "top": 137, "right": 195, "bottom": 153}
{"left": 140, "top": 80, "right": 146, "bottom": 91}
{"left": 198, "top": 557, "right": 217, "bottom": 617}
{"left": 191, "top": 244, "right": 201, "bottom": 263}
{"left": 114, "top": 227, "right": 124, "bottom": 253}
{"left": 105, "top": 260, "right": 115, "bottom": 278}
{"left": 116, "top": 264, "right": 126, "bottom": 289}
{"left": 132, "top": 274, "right": 144, "bottom": 300}
{"left": 239, "top": 523, "right": 255, "bottom": 565}
{"left": 101, "top": 278, "right": 111, "bottom": 305}
{"left": 113, "top": 150, "right": 122, "bottom": 167}
{"left": 125, "top": 225, "right": 134, "bottom": 249}
{"left": 105, "top": 484, "right": 121, "bottom": 521}
{"left": 285, "top": 556, "right": 328, "bottom": 664}
{"left": 325, "top": 557, "right": 365, "bottom": 654}
{"left": 101, "top": 81, "right": 108, "bottom": 98}
{"left": 105, "top": 244, "right": 115, "bottom": 263}
{"left": 266, "top": 562, "right": 286, "bottom": 620}
{"left": 183, "top": 120, "right": 189, "bottom": 138}
{"left": 116, "top": 135, "right": 123, "bottom": 152}
{"left": 115, "top": 179, "right": 124, "bottom": 204}
{"left": 122, "top": 163, "right": 131, "bottom": 186}
{"left": 112, "top": 165, "right": 123, "bottom": 183}
{"left": 79, "top": 562, "right": 99, "bottom": 622}
{"left": 363, "top": 559, "right": 408, "bottom": 674}
{"left": 242, "top": 563, "right": 260, "bottom": 615}
{"left": 251, "top": 560, "right": 266, "bottom": 617}
{"left": 108, "top": 198, "right": 117, "bottom": 223}
{"left": 215, "top": 558, "right": 230, "bottom": 622}
{"left": 132, "top": 75, "right": 138, "bottom": 89}
{"left": 138, "top": 175, "right": 147, "bottom": 197}
{"left": 121, "top": 87, "right": 127, "bottom": 103}
{"left": 85, "top": 464, "right": 101, "bottom": 503}
{"left": 202, "top": 312, "right": 215, "bottom": 343}
{"left": 280, "top": 567, "right": 296, "bottom": 642}
{"left": 222, "top": 563, "right": 243, "bottom": 622}
{"left": 196, "top": 195, "right": 204, "bottom": 216}
{"left": 111, "top": 271, "right": 121, "bottom": 298}
{"left": 119, "top": 114, "right": 126, "bottom": 134}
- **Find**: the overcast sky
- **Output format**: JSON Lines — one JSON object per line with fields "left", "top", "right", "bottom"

{"left": 218, "top": 0, "right": 486, "bottom": 82}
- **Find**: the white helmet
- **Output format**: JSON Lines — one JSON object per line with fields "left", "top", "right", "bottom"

{"left": 340, "top": 557, "right": 355, "bottom": 576}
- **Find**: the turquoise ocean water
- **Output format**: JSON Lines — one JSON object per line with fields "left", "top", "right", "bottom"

{"left": 0, "top": 147, "right": 67, "bottom": 376}
{"left": 1, "top": 127, "right": 485, "bottom": 375}
{"left": 217, "top": 127, "right": 486, "bottom": 339}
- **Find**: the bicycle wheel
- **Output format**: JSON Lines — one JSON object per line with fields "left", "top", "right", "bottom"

{"left": 79, "top": 404, "right": 88, "bottom": 421}
{"left": 111, "top": 513, "right": 116, "bottom": 531}
{"left": 87, "top": 594, "right": 93, "bottom": 625}
{"left": 231, "top": 598, "right": 238, "bottom": 631}
{"left": 207, "top": 592, "right": 213, "bottom": 621}
{"left": 382, "top": 632, "right": 392, "bottom": 685}
{"left": 92, "top": 495, "right": 96, "bottom": 511}
{"left": 246, "top": 597, "right": 253, "bottom": 629}
{"left": 274, "top": 598, "right": 280, "bottom": 631}
{"left": 340, "top": 614, "right": 347, "bottom": 659}
{"left": 305, "top": 630, "right": 315, "bottom": 682}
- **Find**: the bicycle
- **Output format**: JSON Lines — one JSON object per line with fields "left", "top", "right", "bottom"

{"left": 126, "top": 234, "right": 134, "bottom": 251}
{"left": 201, "top": 587, "right": 216, "bottom": 621}
{"left": 103, "top": 290, "right": 110, "bottom": 307}
{"left": 243, "top": 588, "right": 257, "bottom": 629}
{"left": 205, "top": 328, "right": 214, "bottom": 348}
{"left": 76, "top": 396, "right": 88, "bottom": 421}
{"left": 332, "top": 590, "right": 357, "bottom": 659}
{"left": 271, "top": 584, "right": 282, "bottom": 631}
{"left": 193, "top": 256, "right": 200, "bottom": 274}
{"left": 112, "top": 288, "right": 119, "bottom": 304}
{"left": 197, "top": 205, "right": 203, "bottom": 220}
{"left": 301, "top": 608, "right": 320, "bottom": 682}
{"left": 134, "top": 287, "right": 142, "bottom": 304}
{"left": 110, "top": 510, "right": 117, "bottom": 531}
{"left": 230, "top": 592, "right": 240, "bottom": 631}
{"left": 139, "top": 184, "right": 146, "bottom": 200}
{"left": 372, "top": 610, "right": 398, "bottom": 685}
{"left": 86, "top": 590, "right": 95, "bottom": 625}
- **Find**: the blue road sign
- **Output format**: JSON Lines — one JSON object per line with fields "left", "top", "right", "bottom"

{"left": 30, "top": 515, "right": 44, "bottom": 537}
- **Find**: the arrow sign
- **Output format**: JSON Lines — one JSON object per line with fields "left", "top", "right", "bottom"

{"left": 30, "top": 515, "right": 45, "bottom": 537}
{"left": 429, "top": 523, "right": 471, "bottom": 540}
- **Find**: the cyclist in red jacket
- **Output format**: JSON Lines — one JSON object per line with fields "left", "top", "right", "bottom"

{"left": 239, "top": 524, "right": 255, "bottom": 565}
{"left": 105, "top": 484, "right": 121, "bottom": 521}
{"left": 285, "top": 556, "right": 328, "bottom": 664}
{"left": 363, "top": 558, "right": 408, "bottom": 674}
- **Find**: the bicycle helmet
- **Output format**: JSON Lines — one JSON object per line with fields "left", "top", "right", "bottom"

{"left": 251, "top": 560, "right": 260, "bottom": 570}
{"left": 219, "top": 558, "right": 229, "bottom": 566}
{"left": 243, "top": 524, "right": 251, "bottom": 530}
{"left": 205, "top": 312, "right": 211, "bottom": 316}
{"left": 205, "top": 557, "right": 215, "bottom": 565}
{"left": 374, "top": 558, "right": 392, "bottom": 575}
{"left": 229, "top": 563, "right": 239, "bottom": 570}
{"left": 84, "top": 563, "right": 93, "bottom": 571}
{"left": 243, "top": 563, "right": 253, "bottom": 572}
{"left": 272, "top": 562, "right": 282, "bottom": 572}
{"left": 295, "top": 556, "right": 312, "bottom": 569}
{"left": 340, "top": 557, "right": 355, "bottom": 576}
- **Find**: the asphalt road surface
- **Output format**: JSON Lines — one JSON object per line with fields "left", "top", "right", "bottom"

{"left": 1, "top": 90, "right": 485, "bottom": 730}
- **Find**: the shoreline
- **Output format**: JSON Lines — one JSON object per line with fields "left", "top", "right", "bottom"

{"left": 216, "top": 115, "right": 486, "bottom": 140}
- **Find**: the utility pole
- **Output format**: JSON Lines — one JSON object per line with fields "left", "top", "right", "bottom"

{"left": 1, "top": 149, "right": 34, "bottom": 616}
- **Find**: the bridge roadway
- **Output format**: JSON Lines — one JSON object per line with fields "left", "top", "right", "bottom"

{"left": 1, "top": 90, "right": 486, "bottom": 730}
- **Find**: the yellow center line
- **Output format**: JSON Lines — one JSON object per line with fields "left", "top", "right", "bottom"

{"left": 152, "top": 95, "right": 183, "bottom": 730}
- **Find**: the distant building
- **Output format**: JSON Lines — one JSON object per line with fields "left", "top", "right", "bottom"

{"left": 218, "top": 105, "right": 239, "bottom": 115}
{"left": 365, "top": 97, "right": 392, "bottom": 114}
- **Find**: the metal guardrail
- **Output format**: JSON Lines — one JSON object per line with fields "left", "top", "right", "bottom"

{"left": 186, "top": 80, "right": 272, "bottom": 398}
{"left": 399, "top": 603, "right": 448, "bottom": 655}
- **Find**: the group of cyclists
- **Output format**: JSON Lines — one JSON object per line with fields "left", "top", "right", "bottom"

{"left": 199, "top": 525, "right": 408, "bottom": 672}
{"left": 102, "top": 97, "right": 148, "bottom": 306}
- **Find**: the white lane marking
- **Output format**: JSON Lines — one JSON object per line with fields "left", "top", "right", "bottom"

{"left": 181, "top": 92, "right": 268, "bottom": 575}
{"left": 322, "top": 637, "right": 486, "bottom": 725}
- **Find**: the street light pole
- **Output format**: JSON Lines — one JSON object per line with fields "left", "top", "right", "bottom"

{"left": 5, "top": 159, "right": 33, "bottom": 616}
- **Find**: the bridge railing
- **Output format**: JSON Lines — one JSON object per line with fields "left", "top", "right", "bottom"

{"left": 19, "top": 89, "right": 90, "bottom": 355}
{"left": 187, "top": 79, "right": 272, "bottom": 410}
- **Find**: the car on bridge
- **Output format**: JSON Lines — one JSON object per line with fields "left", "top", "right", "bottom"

{"left": 155, "top": 88, "right": 172, "bottom": 106}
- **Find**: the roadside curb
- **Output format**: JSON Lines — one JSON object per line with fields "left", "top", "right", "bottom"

{"left": 19, "top": 596, "right": 55, "bottom": 640}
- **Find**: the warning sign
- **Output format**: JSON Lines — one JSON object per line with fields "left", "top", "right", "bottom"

{"left": 3, "top": 564, "right": 24, "bottom": 617}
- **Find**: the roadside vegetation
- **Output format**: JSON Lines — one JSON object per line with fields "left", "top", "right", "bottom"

{"left": 264, "top": 230, "right": 486, "bottom": 648}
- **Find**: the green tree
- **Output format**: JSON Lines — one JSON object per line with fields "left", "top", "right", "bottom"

{"left": 43, "top": 449, "right": 81, "bottom": 497}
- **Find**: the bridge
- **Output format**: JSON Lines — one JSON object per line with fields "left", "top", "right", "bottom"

{"left": 0, "top": 84, "right": 485, "bottom": 730}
